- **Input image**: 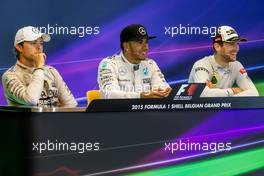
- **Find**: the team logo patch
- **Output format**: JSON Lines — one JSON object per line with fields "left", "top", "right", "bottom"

{"left": 118, "top": 67, "right": 127, "bottom": 76}
{"left": 143, "top": 67, "right": 149, "bottom": 76}
{"left": 143, "top": 78, "right": 151, "bottom": 84}
{"left": 101, "top": 61, "right": 108, "bottom": 69}
{"left": 239, "top": 68, "right": 247, "bottom": 74}
{"left": 51, "top": 82, "right": 56, "bottom": 87}
{"left": 195, "top": 67, "right": 209, "bottom": 74}
{"left": 211, "top": 72, "right": 218, "bottom": 85}
{"left": 32, "top": 27, "right": 40, "bottom": 34}
{"left": 226, "top": 29, "right": 237, "bottom": 36}
{"left": 224, "top": 69, "right": 231, "bottom": 74}
{"left": 138, "top": 27, "right": 146, "bottom": 35}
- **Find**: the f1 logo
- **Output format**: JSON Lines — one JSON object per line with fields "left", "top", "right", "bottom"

{"left": 176, "top": 84, "right": 189, "bottom": 95}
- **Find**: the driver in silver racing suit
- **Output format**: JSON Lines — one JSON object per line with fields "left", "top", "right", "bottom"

{"left": 98, "top": 24, "right": 171, "bottom": 99}
{"left": 2, "top": 26, "right": 77, "bottom": 107}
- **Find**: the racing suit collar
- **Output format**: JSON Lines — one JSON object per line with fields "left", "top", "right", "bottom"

{"left": 120, "top": 51, "right": 140, "bottom": 68}
{"left": 16, "top": 60, "right": 35, "bottom": 73}
{"left": 212, "top": 55, "right": 230, "bottom": 69}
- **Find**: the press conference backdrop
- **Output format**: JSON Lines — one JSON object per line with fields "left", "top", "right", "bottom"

{"left": 1, "top": 1, "right": 264, "bottom": 176}
{"left": 0, "top": 0, "right": 264, "bottom": 105}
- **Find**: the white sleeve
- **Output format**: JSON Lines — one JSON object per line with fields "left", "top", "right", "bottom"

{"left": 150, "top": 60, "right": 170, "bottom": 89}
{"left": 50, "top": 67, "right": 78, "bottom": 107}
{"left": 200, "top": 86, "right": 234, "bottom": 97}
{"left": 233, "top": 63, "right": 259, "bottom": 97}
{"left": 97, "top": 59, "right": 140, "bottom": 99}
{"left": 2, "top": 69, "right": 44, "bottom": 106}
{"left": 189, "top": 62, "right": 234, "bottom": 97}
{"left": 188, "top": 62, "right": 210, "bottom": 83}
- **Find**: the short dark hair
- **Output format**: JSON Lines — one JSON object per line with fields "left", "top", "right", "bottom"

{"left": 121, "top": 42, "right": 124, "bottom": 51}
{"left": 13, "top": 42, "right": 24, "bottom": 59}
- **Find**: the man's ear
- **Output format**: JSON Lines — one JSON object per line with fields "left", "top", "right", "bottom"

{"left": 213, "top": 42, "right": 221, "bottom": 52}
{"left": 15, "top": 44, "right": 23, "bottom": 52}
{"left": 123, "top": 42, "right": 129, "bottom": 52}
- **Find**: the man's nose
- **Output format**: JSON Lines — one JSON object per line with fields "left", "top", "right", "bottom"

{"left": 35, "top": 43, "right": 43, "bottom": 50}
{"left": 234, "top": 43, "right": 239, "bottom": 51}
{"left": 143, "top": 43, "right": 149, "bottom": 50}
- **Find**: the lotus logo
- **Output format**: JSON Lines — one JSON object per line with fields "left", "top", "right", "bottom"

{"left": 226, "top": 29, "right": 237, "bottom": 36}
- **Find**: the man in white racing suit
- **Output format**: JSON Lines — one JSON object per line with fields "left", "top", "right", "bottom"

{"left": 98, "top": 24, "right": 171, "bottom": 99}
{"left": 2, "top": 26, "right": 77, "bottom": 107}
{"left": 188, "top": 25, "right": 259, "bottom": 97}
